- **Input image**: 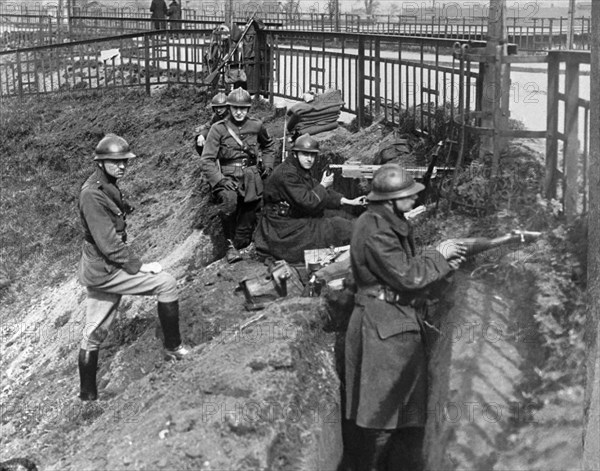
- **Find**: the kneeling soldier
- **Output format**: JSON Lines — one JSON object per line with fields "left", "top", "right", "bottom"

{"left": 78, "top": 134, "right": 190, "bottom": 401}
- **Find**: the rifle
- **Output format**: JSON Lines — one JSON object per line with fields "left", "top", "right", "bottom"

{"left": 202, "top": 12, "right": 257, "bottom": 85}
{"left": 452, "top": 230, "right": 542, "bottom": 259}
{"left": 328, "top": 163, "right": 454, "bottom": 180}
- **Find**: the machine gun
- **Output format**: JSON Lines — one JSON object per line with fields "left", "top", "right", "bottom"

{"left": 328, "top": 163, "right": 454, "bottom": 180}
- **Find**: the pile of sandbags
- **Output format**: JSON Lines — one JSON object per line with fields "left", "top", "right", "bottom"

{"left": 286, "top": 89, "right": 344, "bottom": 136}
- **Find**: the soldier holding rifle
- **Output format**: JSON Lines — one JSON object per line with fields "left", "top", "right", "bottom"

{"left": 345, "top": 163, "right": 466, "bottom": 470}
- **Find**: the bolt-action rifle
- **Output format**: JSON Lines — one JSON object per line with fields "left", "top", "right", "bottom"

{"left": 328, "top": 164, "right": 454, "bottom": 180}
{"left": 451, "top": 230, "right": 542, "bottom": 259}
{"left": 202, "top": 12, "right": 258, "bottom": 85}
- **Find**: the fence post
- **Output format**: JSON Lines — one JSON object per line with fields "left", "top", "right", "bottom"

{"left": 563, "top": 55, "right": 580, "bottom": 222}
{"left": 357, "top": 35, "right": 365, "bottom": 128}
{"left": 374, "top": 37, "right": 380, "bottom": 116}
{"left": 544, "top": 51, "right": 559, "bottom": 199}
{"left": 16, "top": 51, "right": 23, "bottom": 98}
{"left": 144, "top": 34, "right": 151, "bottom": 95}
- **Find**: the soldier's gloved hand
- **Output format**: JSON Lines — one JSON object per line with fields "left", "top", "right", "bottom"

{"left": 435, "top": 240, "right": 467, "bottom": 263}
{"left": 218, "top": 177, "right": 237, "bottom": 192}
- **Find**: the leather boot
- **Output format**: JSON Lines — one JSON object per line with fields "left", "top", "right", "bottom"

{"left": 78, "top": 349, "right": 98, "bottom": 401}
{"left": 157, "top": 301, "right": 190, "bottom": 360}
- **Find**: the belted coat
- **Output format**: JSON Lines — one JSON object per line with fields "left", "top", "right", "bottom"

{"left": 78, "top": 169, "right": 141, "bottom": 287}
{"left": 345, "top": 203, "right": 451, "bottom": 430}
{"left": 254, "top": 157, "right": 354, "bottom": 263}
{"left": 200, "top": 115, "right": 275, "bottom": 187}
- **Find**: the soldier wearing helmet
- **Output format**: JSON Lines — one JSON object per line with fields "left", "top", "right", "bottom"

{"left": 254, "top": 133, "right": 365, "bottom": 263}
{"left": 194, "top": 91, "right": 229, "bottom": 156}
{"left": 200, "top": 87, "right": 275, "bottom": 263}
{"left": 77, "top": 134, "right": 190, "bottom": 401}
{"left": 344, "top": 163, "right": 466, "bottom": 469}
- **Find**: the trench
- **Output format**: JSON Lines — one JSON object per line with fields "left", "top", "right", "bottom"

{"left": 424, "top": 269, "right": 544, "bottom": 470}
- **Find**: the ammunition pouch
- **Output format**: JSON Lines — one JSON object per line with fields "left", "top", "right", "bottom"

{"left": 265, "top": 201, "right": 291, "bottom": 217}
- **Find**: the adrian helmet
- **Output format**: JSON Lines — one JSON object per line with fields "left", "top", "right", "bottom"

{"left": 367, "top": 163, "right": 424, "bottom": 201}
{"left": 211, "top": 92, "right": 228, "bottom": 108}
{"left": 93, "top": 134, "right": 136, "bottom": 161}
{"left": 226, "top": 87, "right": 252, "bottom": 107}
{"left": 292, "top": 134, "right": 319, "bottom": 153}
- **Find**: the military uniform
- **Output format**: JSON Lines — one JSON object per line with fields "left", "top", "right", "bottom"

{"left": 345, "top": 203, "right": 451, "bottom": 470}
{"left": 194, "top": 113, "right": 223, "bottom": 156}
{"left": 254, "top": 157, "right": 354, "bottom": 263}
{"left": 200, "top": 114, "right": 275, "bottom": 248}
{"left": 79, "top": 168, "right": 178, "bottom": 351}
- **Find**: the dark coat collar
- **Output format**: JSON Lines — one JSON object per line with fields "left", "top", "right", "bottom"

{"left": 368, "top": 203, "right": 410, "bottom": 237}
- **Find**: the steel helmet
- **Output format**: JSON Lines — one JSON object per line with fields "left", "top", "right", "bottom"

{"left": 93, "top": 134, "right": 136, "bottom": 161}
{"left": 211, "top": 92, "right": 228, "bottom": 108}
{"left": 227, "top": 87, "right": 252, "bottom": 107}
{"left": 367, "top": 163, "right": 424, "bottom": 201}
{"left": 292, "top": 133, "right": 319, "bottom": 153}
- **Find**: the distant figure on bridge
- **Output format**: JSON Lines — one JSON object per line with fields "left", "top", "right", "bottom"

{"left": 167, "top": 0, "right": 181, "bottom": 30}
{"left": 150, "top": 0, "right": 168, "bottom": 30}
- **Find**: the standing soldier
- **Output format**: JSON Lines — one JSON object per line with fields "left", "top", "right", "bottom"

{"left": 194, "top": 92, "right": 229, "bottom": 156}
{"left": 345, "top": 163, "right": 465, "bottom": 470}
{"left": 200, "top": 87, "right": 275, "bottom": 263}
{"left": 254, "top": 133, "right": 365, "bottom": 263}
{"left": 78, "top": 134, "right": 190, "bottom": 401}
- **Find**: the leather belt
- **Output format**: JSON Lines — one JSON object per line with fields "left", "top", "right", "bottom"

{"left": 357, "top": 285, "right": 418, "bottom": 306}
{"left": 221, "top": 157, "right": 256, "bottom": 171}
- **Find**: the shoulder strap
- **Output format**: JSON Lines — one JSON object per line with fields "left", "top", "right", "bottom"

{"left": 224, "top": 121, "right": 246, "bottom": 149}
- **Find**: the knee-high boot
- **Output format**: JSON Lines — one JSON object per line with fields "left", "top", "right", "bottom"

{"left": 78, "top": 349, "right": 98, "bottom": 401}
{"left": 157, "top": 301, "right": 190, "bottom": 360}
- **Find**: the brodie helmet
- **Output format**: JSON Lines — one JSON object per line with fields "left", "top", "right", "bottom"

{"left": 93, "top": 134, "right": 136, "bottom": 161}
{"left": 292, "top": 134, "right": 319, "bottom": 153}
{"left": 367, "top": 163, "right": 424, "bottom": 201}
{"left": 227, "top": 87, "right": 251, "bottom": 107}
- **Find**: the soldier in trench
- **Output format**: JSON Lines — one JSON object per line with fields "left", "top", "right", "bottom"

{"left": 254, "top": 133, "right": 366, "bottom": 263}
{"left": 344, "top": 163, "right": 466, "bottom": 470}
{"left": 193, "top": 91, "right": 229, "bottom": 156}
{"left": 199, "top": 87, "right": 275, "bottom": 263}
{"left": 77, "top": 134, "right": 190, "bottom": 401}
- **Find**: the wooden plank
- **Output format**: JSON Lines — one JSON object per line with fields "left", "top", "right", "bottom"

{"left": 544, "top": 52, "right": 560, "bottom": 199}
{"left": 563, "top": 58, "right": 580, "bottom": 221}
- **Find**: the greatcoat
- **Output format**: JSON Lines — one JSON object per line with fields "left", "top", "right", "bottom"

{"left": 254, "top": 157, "right": 354, "bottom": 263}
{"left": 345, "top": 203, "right": 451, "bottom": 430}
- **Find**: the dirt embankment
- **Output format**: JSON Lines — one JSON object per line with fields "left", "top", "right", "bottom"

{"left": 0, "top": 87, "right": 588, "bottom": 470}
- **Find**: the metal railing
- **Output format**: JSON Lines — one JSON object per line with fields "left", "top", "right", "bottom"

{"left": 0, "top": 30, "right": 213, "bottom": 97}
{"left": 268, "top": 31, "right": 482, "bottom": 131}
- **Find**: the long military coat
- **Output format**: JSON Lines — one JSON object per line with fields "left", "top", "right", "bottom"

{"left": 254, "top": 157, "right": 354, "bottom": 263}
{"left": 200, "top": 115, "right": 275, "bottom": 187}
{"left": 78, "top": 169, "right": 141, "bottom": 287}
{"left": 345, "top": 203, "right": 451, "bottom": 430}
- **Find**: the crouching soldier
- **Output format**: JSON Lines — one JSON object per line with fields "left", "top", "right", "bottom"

{"left": 200, "top": 87, "right": 275, "bottom": 263}
{"left": 254, "top": 133, "right": 365, "bottom": 263}
{"left": 194, "top": 92, "right": 229, "bottom": 156}
{"left": 345, "top": 163, "right": 466, "bottom": 470}
{"left": 77, "top": 134, "right": 190, "bottom": 401}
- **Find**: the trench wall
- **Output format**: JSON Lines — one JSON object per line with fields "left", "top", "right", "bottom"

{"left": 425, "top": 271, "right": 530, "bottom": 470}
